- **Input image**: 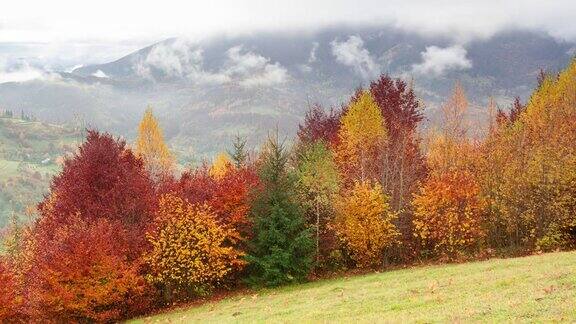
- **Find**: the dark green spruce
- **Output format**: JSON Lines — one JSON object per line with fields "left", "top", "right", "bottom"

{"left": 245, "top": 133, "right": 315, "bottom": 287}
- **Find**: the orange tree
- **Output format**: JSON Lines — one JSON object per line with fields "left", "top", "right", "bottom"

{"left": 23, "top": 215, "right": 151, "bottom": 322}
{"left": 412, "top": 170, "right": 485, "bottom": 258}
{"left": 0, "top": 257, "right": 21, "bottom": 321}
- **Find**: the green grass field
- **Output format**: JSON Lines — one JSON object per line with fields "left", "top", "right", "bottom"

{"left": 131, "top": 251, "right": 576, "bottom": 323}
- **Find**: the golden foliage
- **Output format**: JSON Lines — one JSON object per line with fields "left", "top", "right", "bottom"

{"left": 336, "top": 91, "right": 387, "bottom": 182}
{"left": 477, "top": 59, "right": 576, "bottom": 249}
{"left": 135, "top": 107, "right": 175, "bottom": 179}
{"left": 334, "top": 181, "right": 399, "bottom": 268}
{"left": 209, "top": 152, "right": 233, "bottom": 180}
{"left": 425, "top": 131, "right": 478, "bottom": 176}
{"left": 413, "top": 171, "right": 485, "bottom": 257}
{"left": 146, "top": 194, "right": 245, "bottom": 296}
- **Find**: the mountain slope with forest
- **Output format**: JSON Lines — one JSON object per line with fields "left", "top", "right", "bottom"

{"left": 0, "top": 26, "right": 574, "bottom": 157}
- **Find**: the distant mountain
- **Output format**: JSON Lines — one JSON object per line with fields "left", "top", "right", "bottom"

{"left": 1, "top": 25, "right": 574, "bottom": 157}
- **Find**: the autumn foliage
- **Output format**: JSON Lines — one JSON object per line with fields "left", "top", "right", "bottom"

{"left": 135, "top": 107, "right": 175, "bottom": 180}
{"left": 0, "top": 257, "right": 21, "bottom": 319}
{"left": 37, "top": 130, "right": 156, "bottom": 260}
{"left": 334, "top": 181, "right": 399, "bottom": 268}
{"left": 336, "top": 90, "right": 387, "bottom": 183}
{"left": 3, "top": 59, "right": 576, "bottom": 321}
{"left": 146, "top": 194, "right": 245, "bottom": 300}
{"left": 24, "top": 216, "right": 151, "bottom": 322}
{"left": 413, "top": 171, "right": 485, "bottom": 257}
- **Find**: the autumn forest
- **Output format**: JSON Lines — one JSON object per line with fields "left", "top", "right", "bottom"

{"left": 1, "top": 58, "right": 576, "bottom": 322}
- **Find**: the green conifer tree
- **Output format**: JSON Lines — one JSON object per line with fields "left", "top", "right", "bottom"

{"left": 228, "top": 134, "right": 249, "bottom": 168}
{"left": 245, "top": 133, "right": 314, "bottom": 287}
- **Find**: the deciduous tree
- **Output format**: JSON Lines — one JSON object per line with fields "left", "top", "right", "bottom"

{"left": 135, "top": 107, "right": 175, "bottom": 180}
{"left": 210, "top": 152, "right": 233, "bottom": 180}
{"left": 334, "top": 181, "right": 399, "bottom": 268}
{"left": 146, "top": 194, "right": 245, "bottom": 301}
{"left": 369, "top": 74, "right": 426, "bottom": 211}
{"left": 336, "top": 91, "right": 387, "bottom": 183}
{"left": 37, "top": 130, "right": 156, "bottom": 260}
{"left": 295, "top": 141, "right": 340, "bottom": 262}
{"left": 24, "top": 215, "right": 151, "bottom": 322}
{"left": 413, "top": 171, "right": 485, "bottom": 257}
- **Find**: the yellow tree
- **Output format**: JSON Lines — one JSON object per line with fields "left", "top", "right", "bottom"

{"left": 478, "top": 60, "right": 576, "bottom": 250}
{"left": 135, "top": 108, "right": 174, "bottom": 179}
{"left": 334, "top": 181, "right": 399, "bottom": 268}
{"left": 209, "top": 152, "right": 233, "bottom": 180}
{"left": 146, "top": 194, "right": 245, "bottom": 301}
{"left": 336, "top": 91, "right": 387, "bottom": 183}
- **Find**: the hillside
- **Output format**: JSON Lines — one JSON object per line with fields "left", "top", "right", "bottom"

{"left": 1, "top": 27, "right": 574, "bottom": 157}
{"left": 131, "top": 251, "right": 576, "bottom": 323}
{"left": 0, "top": 116, "right": 81, "bottom": 228}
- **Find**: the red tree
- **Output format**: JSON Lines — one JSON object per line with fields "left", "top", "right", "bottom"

{"left": 497, "top": 96, "right": 525, "bottom": 126}
{"left": 369, "top": 75, "right": 423, "bottom": 139}
{"left": 297, "top": 104, "right": 341, "bottom": 145}
{"left": 210, "top": 167, "right": 259, "bottom": 241}
{"left": 159, "top": 163, "right": 259, "bottom": 243}
{"left": 369, "top": 74, "right": 427, "bottom": 210}
{"left": 37, "top": 130, "right": 156, "bottom": 260}
{"left": 159, "top": 163, "right": 217, "bottom": 205}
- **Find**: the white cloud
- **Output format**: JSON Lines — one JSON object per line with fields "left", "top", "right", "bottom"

{"left": 331, "top": 35, "right": 380, "bottom": 79}
{"left": 0, "top": 59, "right": 46, "bottom": 83}
{"left": 3, "top": 1, "right": 576, "bottom": 44}
{"left": 224, "top": 46, "right": 288, "bottom": 87}
{"left": 412, "top": 45, "right": 472, "bottom": 76}
{"left": 2, "top": 1, "right": 576, "bottom": 74}
{"left": 92, "top": 70, "right": 108, "bottom": 78}
{"left": 135, "top": 39, "right": 203, "bottom": 79}
{"left": 134, "top": 41, "right": 287, "bottom": 87}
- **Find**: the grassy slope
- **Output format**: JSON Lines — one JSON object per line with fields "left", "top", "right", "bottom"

{"left": 132, "top": 251, "right": 576, "bottom": 323}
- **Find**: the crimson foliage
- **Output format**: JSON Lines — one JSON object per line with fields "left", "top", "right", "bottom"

{"left": 37, "top": 130, "right": 157, "bottom": 260}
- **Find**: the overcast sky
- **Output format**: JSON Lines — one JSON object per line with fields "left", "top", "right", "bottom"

{"left": 1, "top": 0, "right": 576, "bottom": 69}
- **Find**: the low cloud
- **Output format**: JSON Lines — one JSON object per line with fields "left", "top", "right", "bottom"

{"left": 0, "top": 59, "right": 46, "bottom": 84}
{"left": 135, "top": 40, "right": 288, "bottom": 88}
{"left": 308, "top": 42, "right": 319, "bottom": 63}
{"left": 135, "top": 39, "right": 206, "bottom": 80}
{"left": 331, "top": 35, "right": 380, "bottom": 79}
{"left": 412, "top": 45, "right": 472, "bottom": 76}
{"left": 92, "top": 70, "right": 108, "bottom": 78}
{"left": 223, "top": 45, "right": 288, "bottom": 87}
